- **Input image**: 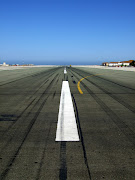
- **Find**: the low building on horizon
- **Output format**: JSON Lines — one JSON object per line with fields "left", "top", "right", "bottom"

{"left": 2, "top": 62, "right": 9, "bottom": 66}
{"left": 102, "top": 62, "right": 109, "bottom": 66}
{"left": 108, "top": 61, "right": 122, "bottom": 67}
{"left": 121, "top": 60, "right": 134, "bottom": 66}
{"left": 102, "top": 60, "right": 135, "bottom": 67}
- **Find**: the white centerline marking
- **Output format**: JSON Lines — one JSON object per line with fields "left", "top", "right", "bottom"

{"left": 55, "top": 81, "right": 79, "bottom": 141}
{"left": 64, "top": 68, "right": 67, "bottom": 74}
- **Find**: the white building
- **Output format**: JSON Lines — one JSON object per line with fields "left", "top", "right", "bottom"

{"left": 108, "top": 60, "right": 134, "bottom": 67}
{"left": 121, "top": 60, "right": 134, "bottom": 66}
{"left": 3, "top": 62, "right": 9, "bottom": 66}
{"left": 108, "top": 62, "right": 122, "bottom": 67}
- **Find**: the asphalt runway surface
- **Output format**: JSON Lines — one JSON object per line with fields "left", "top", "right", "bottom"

{"left": 0, "top": 66, "right": 135, "bottom": 180}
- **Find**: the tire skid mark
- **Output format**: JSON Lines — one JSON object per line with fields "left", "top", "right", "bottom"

{"left": 64, "top": 74, "right": 66, "bottom": 81}
{"left": 1, "top": 69, "right": 60, "bottom": 136}
{"left": 71, "top": 69, "right": 135, "bottom": 147}
{"left": 59, "top": 142, "right": 67, "bottom": 180}
{"left": 68, "top": 71, "right": 77, "bottom": 84}
{"left": 0, "top": 95, "right": 49, "bottom": 180}
{"left": 86, "top": 77, "right": 135, "bottom": 113}
{"left": 36, "top": 73, "right": 62, "bottom": 179}
{"left": 72, "top": 68, "right": 135, "bottom": 114}
{"left": 53, "top": 91, "right": 56, "bottom": 98}
{"left": 0, "top": 73, "right": 59, "bottom": 153}
{"left": 35, "top": 123, "right": 52, "bottom": 180}
{"left": 73, "top": 67, "right": 135, "bottom": 91}
{"left": 0, "top": 67, "right": 61, "bottom": 87}
{"left": 56, "top": 73, "right": 61, "bottom": 84}
{"left": 0, "top": 74, "right": 59, "bottom": 180}
{"left": 72, "top": 93, "right": 92, "bottom": 180}
{"left": 0, "top": 68, "right": 56, "bottom": 119}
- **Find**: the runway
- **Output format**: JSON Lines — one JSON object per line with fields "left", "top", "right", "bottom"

{"left": 0, "top": 66, "right": 135, "bottom": 180}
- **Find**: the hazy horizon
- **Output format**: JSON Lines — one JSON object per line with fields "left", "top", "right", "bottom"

{"left": 1, "top": 59, "right": 105, "bottom": 65}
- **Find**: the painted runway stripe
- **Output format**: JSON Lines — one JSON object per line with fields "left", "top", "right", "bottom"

{"left": 55, "top": 81, "right": 79, "bottom": 141}
{"left": 77, "top": 74, "right": 103, "bottom": 94}
{"left": 64, "top": 68, "right": 67, "bottom": 74}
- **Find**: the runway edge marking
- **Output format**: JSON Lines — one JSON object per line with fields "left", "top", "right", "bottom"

{"left": 55, "top": 81, "right": 79, "bottom": 141}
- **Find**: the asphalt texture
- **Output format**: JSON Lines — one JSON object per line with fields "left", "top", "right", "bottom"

{"left": 0, "top": 66, "right": 135, "bottom": 180}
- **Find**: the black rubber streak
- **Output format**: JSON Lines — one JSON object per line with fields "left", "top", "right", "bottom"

{"left": 35, "top": 123, "right": 53, "bottom": 180}
{"left": 72, "top": 93, "right": 92, "bottom": 180}
{"left": 73, "top": 68, "right": 135, "bottom": 114}
{"left": 1, "top": 68, "right": 59, "bottom": 136}
{"left": 73, "top": 67, "right": 135, "bottom": 91}
{"left": 71, "top": 68, "right": 135, "bottom": 147}
{"left": 0, "top": 67, "right": 60, "bottom": 87}
{"left": 0, "top": 74, "right": 59, "bottom": 180}
{"left": 59, "top": 142, "right": 67, "bottom": 180}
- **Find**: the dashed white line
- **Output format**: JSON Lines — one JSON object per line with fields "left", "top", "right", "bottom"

{"left": 55, "top": 81, "right": 79, "bottom": 141}
{"left": 64, "top": 68, "right": 67, "bottom": 74}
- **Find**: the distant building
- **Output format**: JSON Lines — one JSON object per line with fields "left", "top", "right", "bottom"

{"left": 2, "top": 62, "right": 9, "bottom": 66}
{"left": 108, "top": 62, "right": 122, "bottom": 67}
{"left": 102, "top": 62, "right": 109, "bottom": 66}
{"left": 121, "top": 60, "right": 134, "bottom": 66}
{"left": 102, "top": 60, "right": 134, "bottom": 67}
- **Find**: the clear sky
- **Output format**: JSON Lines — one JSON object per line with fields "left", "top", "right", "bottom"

{"left": 0, "top": 0, "right": 135, "bottom": 65}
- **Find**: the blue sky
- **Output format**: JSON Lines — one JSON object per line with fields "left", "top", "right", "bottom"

{"left": 0, "top": 0, "right": 135, "bottom": 65}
